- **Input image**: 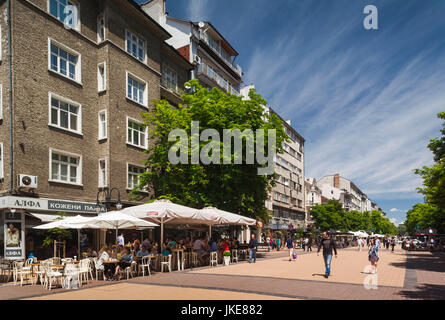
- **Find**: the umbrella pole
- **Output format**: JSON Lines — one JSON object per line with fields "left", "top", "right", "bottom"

{"left": 160, "top": 218, "right": 164, "bottom": 248}
{"left": 209, "top": 225, "right": 212, "bottom": 239}
{"left": 78, "top": 229, "right": 80, "bottom": 260}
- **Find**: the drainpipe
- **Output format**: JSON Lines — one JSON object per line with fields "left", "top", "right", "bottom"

{"left": 7, "top": 0, "right": 13, "bottom": 193}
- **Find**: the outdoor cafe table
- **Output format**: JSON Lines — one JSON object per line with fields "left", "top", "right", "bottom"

{"left": 171, "top": 248, "right": 185, "bottom": 271}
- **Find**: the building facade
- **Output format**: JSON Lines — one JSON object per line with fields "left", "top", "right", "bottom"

{"left": 305, "top": 177, "right": 321, "bottom": 213}
{"left": 142, "top": 0, "right": 243, "bottom": 95}
{"left": 317, "top": 174, "right": 374, "bottom": 213}
{"left": 240, "top": 85, "right": 306, "bottom": 232}
{"left": 0, "top": 0, "right": 192, "bottom": 260}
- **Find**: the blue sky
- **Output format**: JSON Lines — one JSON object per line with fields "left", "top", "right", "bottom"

{"left": 136, "top": 0, "right": 445, "bottom": 226}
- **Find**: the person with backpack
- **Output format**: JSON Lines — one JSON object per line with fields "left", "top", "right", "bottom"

{"left": 286, "top": 235, "right": 295, "bottom": 262}
{"left": 368, "top": 239, "right": 379, "bottom": 273}
{"left": 317, "top": 232, "right": 338, "bottom": 278}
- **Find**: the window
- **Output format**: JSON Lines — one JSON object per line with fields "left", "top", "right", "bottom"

{"left": 49, "top": 0, "right": 79, "bottom": 30}
{"left": 0, "top": 142, "right": 3, "bottom": 179}
{"left": 274, "top": 192, "right": 280, "bottom": 201}
{"left": 127, "top": 164, "right": 144, "bottom": 189}
{"left": 162, "top": 66, "right": 177, "bottom": 92}
{"left": 98, "top": 62, "right": 106, "bottom": 92}
{"left": 127, "top": 117, "right": 147, "bottom": 149}
{"left": 126, "top": 72, "right": 147, "bottom": 106}
{"left": 98, "top": 110, "right": 107, "bottom": 140}
{"left": 50, "top": 149, "right": 81, "bottom": 185}
{"left": 97, "top": 13, "right": 105, "bottom": 42}
{"left": 49, "top": 39, "right": 81, "bottom": 82}
{"left": 0, "top": 84, "right": 2, "bottom": 120}
{"left": 49, "top": 93, "right": 82, "bottom": 134}
{"left": 98, "top": 159, "right": 107, "bottom": 188}
{"left": 125, "top": 30, "right": 145, "bottom": 62}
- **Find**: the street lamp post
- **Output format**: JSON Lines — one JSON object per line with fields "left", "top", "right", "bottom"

{"left": 96, "top": 187, "right": 123, "bottom": 212}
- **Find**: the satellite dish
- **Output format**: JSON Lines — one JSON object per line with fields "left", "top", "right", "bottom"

{"left": 198, "top": 21, "right": 205, "bottom": 28}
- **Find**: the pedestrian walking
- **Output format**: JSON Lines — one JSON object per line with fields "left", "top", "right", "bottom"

{"left": 385, "top": 238, "right": 390, "bottom": 250}
{"left": 357, "top": 238, "right": 362, "bottom": 251}
{"left": 368, "top": 239, "right": 379, "bottom": 274}
{"left": 317, "top": 231, "right": 338, "bottom": 278}
{"left": 302, "top": 237, "right": 306, "bottom": 251}
{"left": 391, "top": 237, "right": 396, "bottom": 253}
{"left": 277, "top": 238, "right": 281, "bottom": 251}
{"left": 248, "top": 234, "right": 258, "bottom": 263}
{"left": 286, "top": 235, "right": 294, "bottom": 261}
{"left": 307, "top": 237, "right": 313, "bottom": 251}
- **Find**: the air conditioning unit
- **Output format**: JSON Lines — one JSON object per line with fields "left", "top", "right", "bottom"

{"left": 18, "top": 174, "right": 38, "bottom": 188}
{"left": 193, "top": 54, "right": 201, "bottom": 65}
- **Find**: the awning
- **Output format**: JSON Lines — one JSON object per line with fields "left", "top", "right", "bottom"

{"left": 28, "top": 213, "right": 60, "bottom": 223}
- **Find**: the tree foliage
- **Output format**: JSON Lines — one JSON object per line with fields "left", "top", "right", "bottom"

{"left": 415, "top": 111, "right": 445, "bottom": 209}
{"left": 408, "top": 111, "right": 445, "bottom": 233}
{"left": 310, "top": 200, "right": 397, "bottom": 234}
{"left": 134, "top": 79, "right": 287, "bottom": 222}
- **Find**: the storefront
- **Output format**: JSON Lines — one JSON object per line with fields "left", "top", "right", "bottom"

{"left": 0, "top": 196, "right": 106, "bottom": 260}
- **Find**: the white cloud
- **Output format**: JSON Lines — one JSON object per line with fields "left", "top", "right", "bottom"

{"left": 244, "top": 3, "right": 444, "bottom": 204}
{"left": 390, "top": 208, "right": 407, "bottom": 213}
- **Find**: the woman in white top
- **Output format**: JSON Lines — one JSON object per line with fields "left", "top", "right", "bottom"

{"left": 98, "top": 247, "right": 111, "bottom": 280}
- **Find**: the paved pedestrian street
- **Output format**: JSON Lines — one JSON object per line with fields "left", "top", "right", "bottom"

{"left": 2, "top": 248, "right": 444, "bottom": 300}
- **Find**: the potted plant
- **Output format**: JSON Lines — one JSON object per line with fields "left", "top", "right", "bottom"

{"left": 223, "top": 250, "right": 231, "bottom": 266}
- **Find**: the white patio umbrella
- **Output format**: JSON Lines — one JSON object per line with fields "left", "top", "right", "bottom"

{"left": 80, "top": 211, "right": 158, "bottom": 242}
{"left": 34, "top": 215, "right": 100, "bottom": 258}
{"left": 118, "top": 200, "right": 217, "bottom": 245}
{"left": 198, "top": 207, "right": 256, "bottom": 238}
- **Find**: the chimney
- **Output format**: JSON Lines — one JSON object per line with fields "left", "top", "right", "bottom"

{"left": 334, "top": 174, "right": 340, "bottom": 188}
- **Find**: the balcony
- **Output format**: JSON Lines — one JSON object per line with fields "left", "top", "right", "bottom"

{"left": 197, "top": 62, "right": 240, "bottom": 96}
{"left": 195, "top": 30, "right": 243, "bottom": 78}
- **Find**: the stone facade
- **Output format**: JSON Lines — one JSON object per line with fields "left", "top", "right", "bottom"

{"left": 0, "top": 0, "right": 191, "bottom": 206}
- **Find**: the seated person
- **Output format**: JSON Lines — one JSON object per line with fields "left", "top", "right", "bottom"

{"left": 193, "top": 237, "right": 208, "bottom": 263}
{"left": 169, "top": 238, "right": 177, "bottom": 248}
{"left": 137, "top": 245, "right": 149, "bottom": 257}
{"left": 86, "top": 247, "right": 98, "bottom": 258}
{"left": 209, "top": 238, "right": 218, "bottom": 252}
{"left": 161, "top": 242, "right": 171, "bottom": 256}
{"left": 116, "top": 247, "right": 133, "bottom": 280}
{"left": 178, "top": 239, "right": 185, "bottom": 248}
{"left": 98, "top": 247, "right": 114, "bottom": 281}
{"left": 150, "top": 243, "right": 159, "bottom": 255}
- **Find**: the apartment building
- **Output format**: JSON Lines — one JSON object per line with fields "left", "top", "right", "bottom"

{"left": 0, "top": 0, "right": 192, "bottom": 260}
{"left": 142, "top": 0, "right": 243, "bottom": 95}
{"left": 305, "top": 177, "right": 321, "bottom": 213}
{"left": 317, "top": 174, "right": 374, "bottom": 213}
{"left": 239, "top": 85, "right": 306, "bottom": 232}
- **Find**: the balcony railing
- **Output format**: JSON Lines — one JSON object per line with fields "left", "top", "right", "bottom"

{"left": 198, "top": 62, "right": 240, "bottom": 96}
{"left": 196, "top": 31, "right": 243, "bottom": 77}
{"left": 161, "top": 77, "right": 181, "bottom": 96}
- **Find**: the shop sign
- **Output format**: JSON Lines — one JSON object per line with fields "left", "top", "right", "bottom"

{"left": 4, "top": 211, "right": 25, "bottom": 260}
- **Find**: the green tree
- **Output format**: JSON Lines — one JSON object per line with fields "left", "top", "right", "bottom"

{"left": 406, "top": 203, "right": 445, "bottom": 234}
{"left": 309, "top": 200, "right": 344, "bottom": 231}
{"left": 134, "top": 79, "right": 287, "bottom": 222}
{"left": 42, "top": 212, "right": 72, "bottom": 247}
{"left": 415, "top": 111, "right": 445, "bottom": 209}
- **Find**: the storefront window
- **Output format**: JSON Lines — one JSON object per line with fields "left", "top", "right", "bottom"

{"left": 0, "top": 212, "right": 4, "bottom": 257}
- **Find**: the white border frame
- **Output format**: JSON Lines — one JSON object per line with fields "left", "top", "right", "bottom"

{"left": 47, "top": 0, "right": 81, "bottom": 32}
{"left": 48, "top": 92, "right": 83, "bottom": 136}
{"left": 48, "top": 37, "right": 82, "bottom": 84}
{"left": 97, "top": 62, "right": 107, "bottom": 92}
{"left": 0, "top": 142, "right": 3, "bottom": 179}
{"left": 98, "top": 109, "right": 107, "bottom": 140}
{"left": 124, "top": 29, "right": 147, "bottom": 64}
{"left": 125, "top": 71, "right": 148, "bottom": 108}
{"left": 48, "top": 147, "right": 83, "bottom": 186}
{"left": 126, "top": 161, "right": 146, "bottom": 191}
{"left": 126, "top": 116, "right": 148, "bottom": 150}
{"left": 98, "top": 157, "right": 108, "bottom": 188}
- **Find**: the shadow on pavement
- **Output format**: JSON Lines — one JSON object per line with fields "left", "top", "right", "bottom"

{"left": 390, "top": 252, "right": 445, "bottom": 273}
{"left": 398, "top": 283, "right": 445, "bottom": 300}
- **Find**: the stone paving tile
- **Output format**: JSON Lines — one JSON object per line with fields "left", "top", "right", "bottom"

{"left": 190, "top": 248, "right": 407, "bottom": 287}
{"left": 25, "top": 283, "right": 296, "bottom": 300}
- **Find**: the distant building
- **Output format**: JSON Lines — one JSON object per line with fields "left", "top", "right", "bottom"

{"left": 317, "top": 174, "right": 376, "bottom": 213}
{"left": 142, "top": 0, "right": 243, "bottom": 95}
{"left": 240, "top": 85, "right": 306, "bottom": 231}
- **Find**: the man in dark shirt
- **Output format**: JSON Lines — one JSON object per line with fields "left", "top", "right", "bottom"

{"left": 317, "top": 232, "right": 338, "bottom": 278}
{"left": 286, "top": 236, "right": 294, "bottom": 261}
{"left": 248, "top": 234, "right": 258, "bottom": 263}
